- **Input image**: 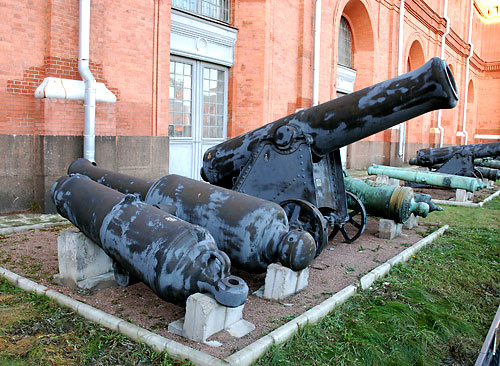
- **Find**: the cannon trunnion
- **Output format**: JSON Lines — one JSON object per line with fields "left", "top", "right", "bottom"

{"left": 201, "top": 57, "right": 458, "bottom": 244}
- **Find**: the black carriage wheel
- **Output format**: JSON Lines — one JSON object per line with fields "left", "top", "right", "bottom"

{"left": 280, "top": 199, "right": 328, "bottom": 256}
{"left": 329, "top": 191, "right": 367, "bottom": 244}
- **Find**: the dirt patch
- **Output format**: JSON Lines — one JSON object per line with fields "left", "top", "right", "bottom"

{"left": 412, "top": 184, "right": 499, "bottom": 203}
{"left": 0, "top": 218, "right": 429, "bottom": 359}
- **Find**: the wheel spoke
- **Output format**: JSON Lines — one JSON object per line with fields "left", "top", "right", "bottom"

{"left": 329, "top": 226, "right": 340, "bottom": 240}
{"left": 290, "top": 205, "right": 301, "bottom": 223}
{"left": 348, "top": 217, "right": 362, "bottom": 229}
{"left": 340, "top": 226, "right": 351, "bottom": 242}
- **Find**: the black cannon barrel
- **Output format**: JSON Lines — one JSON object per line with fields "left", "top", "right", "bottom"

{"left": 201, "top": 57, "right": 458, "bottom": 188}
{"left": 409, "top": 142, "right": 500, "bottom": 167}
{"left": 68, "top": 158, "right": 154, "bottom": 200}
{"left": 51, "top": 174, "right": 248, "bottom": 307}
{"left": 68, "top": 158, "right": 317, "bottom": 273}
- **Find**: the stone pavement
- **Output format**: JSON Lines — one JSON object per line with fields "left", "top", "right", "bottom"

{"left": 0, "top": 213, "right": 69, "bottom": 235}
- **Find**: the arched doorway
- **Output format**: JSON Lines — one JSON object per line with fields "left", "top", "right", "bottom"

{"left": 336, "top": 0, "right": 375, "bottom": 167}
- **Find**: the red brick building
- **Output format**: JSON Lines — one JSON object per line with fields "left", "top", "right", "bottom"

{"left": 1, "top": 0, "right": 499, "bottom": 213}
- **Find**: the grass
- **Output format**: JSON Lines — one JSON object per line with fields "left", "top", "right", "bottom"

{"left": 255, "top": 197, "right": 500, "bottom": 365}
{"left": 0, "top": 281, "right": 192, "bottom": 366}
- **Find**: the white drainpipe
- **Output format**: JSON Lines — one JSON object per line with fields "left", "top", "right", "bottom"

{"left": 436, "top": 0, "right": 449, "bottom": 147}
{"left": 78, "top": 0, "right": 96, "bottom": 162}
{"left": 397, "top": 0, "right": 406, "bottom": 159}
{"left": 461, "top": 0, "right": 474, "bottom": 145}
{"left": 312, "top": 0, "right": 321, "bottom": 106}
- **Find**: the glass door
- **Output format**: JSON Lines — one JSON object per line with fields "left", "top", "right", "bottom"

{"left": 169, "top": 57, "right": 228, "bottom": 179}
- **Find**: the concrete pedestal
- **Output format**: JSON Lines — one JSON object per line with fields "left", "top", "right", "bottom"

{"left": 375, "top": 175, "right": 399, "bottom": 186}
{"left": 378, "top": 219, "right": 403, "bottom": 240}
{"left": 403, "top": 214, "right": 418, "bottom": 229}
{"left": 53, "top": 229, "right": 116, "bottom": 290}
{"left": 262, "top": 263, "right": 309, "bottom": 301}
{"left": 168, "top": 293, "right": 255, "bottom": 346}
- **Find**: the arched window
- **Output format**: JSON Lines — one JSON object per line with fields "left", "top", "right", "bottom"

{"left": 338, "top": 17, "right": 353, "bottom": 68}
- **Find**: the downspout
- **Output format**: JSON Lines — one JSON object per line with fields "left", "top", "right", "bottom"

{"left": 397, "top": 0, "right": 406, "bottom": 159}
{"left": 312, "top": 0, "right": 322, "bottom": 106}
{"left": 435, "top": 0, "right": 450, "bottom": 147}
{"left": 78, "top": 0, "right": 96, "bottom": 163}
{"left": 461, "top": 0, "right": 474, "bottom": 145}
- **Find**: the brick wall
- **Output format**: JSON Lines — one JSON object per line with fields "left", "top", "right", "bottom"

{"left": 0, "top": 0, "right": 170, "bottom": 138}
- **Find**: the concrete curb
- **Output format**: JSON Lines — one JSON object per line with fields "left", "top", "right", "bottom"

{"left": 0, "top": 225, "right": 449, "bottom": 366}
{"left": 0, "top": 221, "right": 69, "bottom": 235}
{"left": 433, "top": 188, "right": 500, "bottom": 208}
{"left": 225, "top": 225, "right": 449, "bottom": 366}
{"left": 0, "top": 266, "right": 227, "bottom": 366}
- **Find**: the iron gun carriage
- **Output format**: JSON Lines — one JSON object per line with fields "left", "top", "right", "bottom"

{"left": 201, "top": 57, "right": 458, "bottom": 245}
{"left": 409, "top": 142, "right": 500, "bottom": 181}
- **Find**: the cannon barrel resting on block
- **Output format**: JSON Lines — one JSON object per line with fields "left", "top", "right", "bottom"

{"left": 343, "top": 176, "right": 429, "bottom": 224}
{"left": 199, "top": 57, "right": 458, "bottom": 244}
{"left": 51, "top": 174, "right": 248, "bottom": 307}
{"left": 68, "top": 158, "right": 317, "bottom": 273}
{"left": 367, "top": 164, "right": 487, "bottom": 192}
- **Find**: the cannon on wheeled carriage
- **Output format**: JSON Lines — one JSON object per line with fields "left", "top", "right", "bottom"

{"left": 200, "top": 57, "right": 458, "bottom": 247}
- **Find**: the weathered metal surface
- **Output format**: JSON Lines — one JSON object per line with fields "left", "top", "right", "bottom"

{"left": 51, "top": 174, "right": 248, "bottom": 307}
{"left": 198, "top": 57, "right": 458, "bottom": 244}
{"left": 145, "top": 175, "right": 317, "bottom": 273}
{"left": 409, "top": 142, "right": 500, "bottom": 167}
{"left": 344, "top": 177, "right": 429, "bottom": 224}
{"left": 367, "top": 164, "right": 487, "bottom": 192}
{"left": 475, "top": 166, "right": 500, "bottom": 181}
{"left": 201, "top": 57, "right": 458, "bottom": 188}
{"left": 413, "top": 193, "right": 444, "bottom": 213}
{"left": 68, "top": 158, "right": 154, "bottom": 200}
{"left": 66, "top": 160, "right": 317, "bottom": 273}
{"left": 475, "top": 158, "right": 500, "bottom": 170}
{"left": 408, "top": 142, "right": 500, "bottom": 180}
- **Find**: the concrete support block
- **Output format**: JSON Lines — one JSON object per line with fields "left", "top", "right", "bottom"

{"left": 375, "top": 174, "right": 389, "bottom": 184}
{"left": 403, "top": 214, "right": 418, "bottom": 229}
{"left": 168, "top": 293, "right": 254, "bottom": 344}
{"left": 54, "top": 229, "right": 116, "bottom": 290}
{"left": 387, "top": 178, "right": 400, "bottom": 186}
{"left": 378, "top": 219, "right": 403, "bottom": 240}
{"left": 263, "top": 263, "right": 309, "bottom": 300}
{"left": 455, "top": 189, "right": 468, "bottom": 202}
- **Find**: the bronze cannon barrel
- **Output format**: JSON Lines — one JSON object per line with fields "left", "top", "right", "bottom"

{"left": 201, "top": 57, "right": 458, "bottom": 188}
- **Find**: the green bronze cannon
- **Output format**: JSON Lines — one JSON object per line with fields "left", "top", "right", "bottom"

{"left": 367, "top": 164, "right": 487, "bottom": 192}
{"left": 343, "top": 174, "right": 430, "bottom": 224}
{"left": 474, "top": 158, "right": 500, "bottom": 170}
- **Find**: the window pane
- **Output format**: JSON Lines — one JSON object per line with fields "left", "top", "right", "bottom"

{"left": 169, "top": 61, "right": 192, "bottom": 137}
{"left": 202, "top": 67, "right": 225, "bottom": 138}
{"left": 338, "top": 17, "right": 353, "bottom": 68}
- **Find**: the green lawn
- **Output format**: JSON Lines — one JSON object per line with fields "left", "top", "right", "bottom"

{"left": 256, "top": 197, "right": 500, "bottom": 365}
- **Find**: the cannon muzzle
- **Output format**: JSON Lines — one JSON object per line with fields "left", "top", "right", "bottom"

{"left": 202, "top": 57, "right": 458, "bottom": 187}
